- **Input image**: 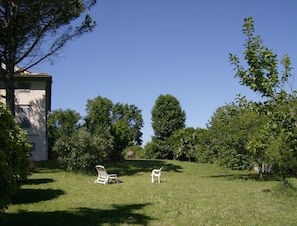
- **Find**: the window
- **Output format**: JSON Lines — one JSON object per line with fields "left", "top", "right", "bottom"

{"left": 16, "top": 82, "right": 31, "bottom": 92}
{"left": 16, "top": 105, "right": 31, "bottom": 128}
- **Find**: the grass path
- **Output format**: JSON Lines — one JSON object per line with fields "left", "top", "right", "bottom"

{"left": 4, "top": 160, "right": 297, "bottom": 225}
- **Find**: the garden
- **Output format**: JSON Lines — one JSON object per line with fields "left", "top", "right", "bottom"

{"left": 4, "top": 159, "right": 297, "bottom": 226}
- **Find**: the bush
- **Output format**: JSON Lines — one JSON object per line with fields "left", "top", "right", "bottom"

{"left": 122, "top": 145, "right": 145, "bottom": 159}
{"left": 143, "top": 138, "right": 173, "bottom": 159}
{"left": 0, "top": 103, "right": 30, "bottom": 213}
{"left": 53, "top": 127, "right": 114, "bottom": 171}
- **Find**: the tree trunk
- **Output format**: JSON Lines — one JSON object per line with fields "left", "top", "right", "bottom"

{"left": 6, "top": 77, "right": 15, "bottom": 117}
{"left": 281, "top": 170, "right": 288, "bottom": 186}
{"left": 4, "top": 63, "right": 16, "bottom": 117}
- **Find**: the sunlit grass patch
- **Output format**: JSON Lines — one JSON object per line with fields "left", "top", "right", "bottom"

{"left": 4, "top": 160, "right": 297, "bottom": 226}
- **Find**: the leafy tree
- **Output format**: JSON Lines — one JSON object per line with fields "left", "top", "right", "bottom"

{"left": 207, "top": 99, "right": 265, "bottom": 169}
{"left": 85, "top": 96, "right": 113, "bottom": 134}
{"left": 0, "top": 0, "right": 96, "bottom": 115}
{"left": 169, "top": 127, "right": 198, "bottom": 161}
{"left": 112, "top": 120, "right": 131, "bottom": 155}
{"left": 150, "top": 94, "right": 186, "bottom": 159}
{"left": 112, "top": 103, "right": 143, "bottom": 146}
{"left": 111, "top": 103, "right": 143, "bottom": 154}
{"left": 47, "top": 109, "right": 81, "bottom": 159}
{"left": 191, "top": 128, "right": 213, "bottom": 163}
{"left": 144, "top": 137, "right": 173, "bottom": 159}
{"left": 230, "top": 17, "right": 297, "bottom": 183}
{"left": 143, "top": 141, "right": 156, "bottom": 159}
{"left": 151, "top": 94, "right": 186, "bottom": 140}
{"left": 0, "top": 102, "right": 30, "bottom": 212}
{"left": 84, "top": 96, "right": 143, "bottom": 160}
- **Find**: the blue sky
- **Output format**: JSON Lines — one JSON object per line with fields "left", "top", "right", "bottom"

{"left": 32, "top": 0, "right": 297, "bottom": 145}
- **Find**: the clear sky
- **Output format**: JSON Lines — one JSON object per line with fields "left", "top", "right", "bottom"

{"left": 32, "top": 0, "right": 297, "bottom": 145}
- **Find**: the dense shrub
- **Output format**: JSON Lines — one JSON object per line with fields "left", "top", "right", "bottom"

{"left": 193, "top": 148, "right": 215, "bottom": 164}
{"left": 122, "top": 145, "right": 145, "bottom": 159}
{"left": 0, "top": 103, "right": 30, "bottom": 213}
{"left": 53, "top": 127, "right": 114, "bottom": 171}
{"left": 144, "top": 138, "right": 173, "bottom": 159}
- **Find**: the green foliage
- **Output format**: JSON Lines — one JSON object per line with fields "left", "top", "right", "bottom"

{"left": 112, "top": 103, "right": 143, "bottom": 145}
{"left": 207, "top": 100, "right": 265, "bottom": 169}
{"left": 265, "top": 98, "right": 297, "bottom": 181}
{"left": 48, "top": 97, "right": 143, "bottom": 170}
{"left": 111, "top": 103, "right": 144, "bottom": 156}
{"left": 47, "top": 109, "right": 81, "bottom": 159}
{"left": 150, "top": 94, "right": 186, "bottom": 159}
{"left": 229, "top": 17, "right": 288, "bottom": 100}
{"left": 151, "top": 94, "right": 186, "bottom": 140}
{"left": 53, "top": 127, "right": 114, "bottom": 171}
{"left": 0, "top": 103, "right": 30, "bottom": 212}
{"left": 230, "top": 17, "right": 297, "bottom": 183}
{"left": 144, "top": 137, "right": 174, "bottom": 159}
{"left": 191, "top": 128, "right": 214, "bottom": 163}
{"left": 143, "top": 141, "right": 157, "bottom": 159}
{"left": 169, "top": 127, "right": 198, "bottom": 161}
{"left": 112, "top": 120, "right": 131, "bottom": 152}
{"left": 85, "top": 96, "right": 143, "bottom": 160}
{"left": 0, "top": 0, "right": 96, "bottom": 115}
{"left": 122, "top": 145, "right": 145, "bottom": 159}
{"left": 85, "top": 96, "right": 113, "bottom": 134}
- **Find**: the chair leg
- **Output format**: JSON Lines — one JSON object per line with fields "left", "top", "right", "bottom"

{"left": 152, "top": 175, "right": 154, "bottom": 183}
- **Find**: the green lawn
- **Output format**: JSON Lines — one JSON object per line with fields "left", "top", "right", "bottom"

{"left": 4, "top": 160, "right": 297, "bottom": 226}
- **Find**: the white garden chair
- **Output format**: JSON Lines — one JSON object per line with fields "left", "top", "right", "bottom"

{"left": 151, "top": 167, "right": 163, "bottom": 183}
{"left": 94, "top": 165, "right": 119, "bottom": 185}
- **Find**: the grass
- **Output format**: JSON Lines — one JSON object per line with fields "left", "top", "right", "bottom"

{"left": 3, "top": 159, "right": 297, "bottom": 226}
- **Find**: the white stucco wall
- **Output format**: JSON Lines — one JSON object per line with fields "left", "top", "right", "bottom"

{"left": 15, "top": 81, "right": 48, "bottom": 161}
{"left": 0, "top": 79, "right": 49, "bottom": 161}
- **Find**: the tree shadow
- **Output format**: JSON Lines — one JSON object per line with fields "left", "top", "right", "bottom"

{"left": 106, "top": 159, "right": 183, "bottom": 176}
{"left": 4, "top": 203, "right": 154, "bottom": 226}
{"left": 22, "top": 178, "right": 55, "bottom": 185}
{"left": 33, "top": 159, "right": 183, "bottom": 178}
{"left": 33, "top": 160, "right": 62, "bottom": 173}
{"left": 207, "top": 172, "right": 280, "bottom": 181}
{"left": 11, "top": 188, "right": 64, "bottom": 204}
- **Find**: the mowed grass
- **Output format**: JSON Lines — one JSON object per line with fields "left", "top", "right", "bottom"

{"left": 4, "top": 159, "right": 297, "bottom": 226}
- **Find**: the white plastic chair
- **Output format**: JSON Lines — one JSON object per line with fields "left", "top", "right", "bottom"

{"left": 151, "top": 167, "right": 163, "bottom": 183}
{"left": 94, "top": 165, "right": 119, "bottom": 185}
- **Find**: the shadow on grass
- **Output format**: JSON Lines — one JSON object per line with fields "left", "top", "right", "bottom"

{"left": 207, "top": 172, "right": 280, "bottom": 181}
{"left": 106, "top": 159, "right": 183, "bottom": 176}
{"left": 12, "top": 188, "right": 64, "bottom": 204}
{"left": 32, "top": 160, "right": 62, "bottom": 174}
{"left": 4, "top": 203, "right": 153, "bottom": 226}
{"left": 33, "top": 159, "right": 183, "bottom": 177}
{"left": 35, "top": 160, "right": 61, "bottom": 170}
{"left": 22, "top": 178, "right": 55, "bottom": 185}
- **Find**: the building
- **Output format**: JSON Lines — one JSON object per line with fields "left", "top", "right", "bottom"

{"left": 0, "top": 69, "right": 52, "bottom": 161}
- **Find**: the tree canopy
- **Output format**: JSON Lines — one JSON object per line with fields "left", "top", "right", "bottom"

{"left": 148, "top": 94, "right": 186, "bottom": 159}
{"left": 0, "top": 0, "right": 96, "bottom": 115}
{"left": 85, "top": 96, "right": 143, "bottom": 147}
{"left": 230, "top": 17, "right": 297, "bottom": 183}
{"left": 47, "top": 108, "right": 81, "bottom": 159}
{"left": 49, "top": 96, "right": 144, "bottom": 167}
{"left": 151, "top": 94, "right": 186, "bottom": 140}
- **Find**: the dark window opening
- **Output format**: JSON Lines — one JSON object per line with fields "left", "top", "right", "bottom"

{"left": 16, "top": 105, "right": 31, "bottom": 128}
